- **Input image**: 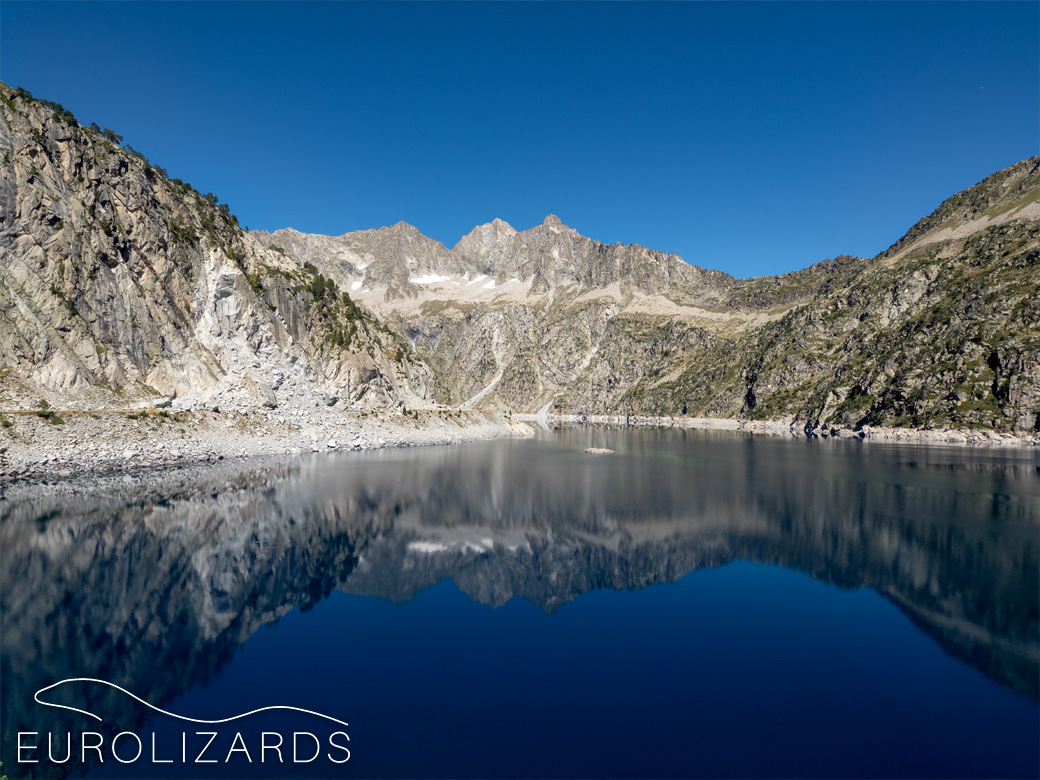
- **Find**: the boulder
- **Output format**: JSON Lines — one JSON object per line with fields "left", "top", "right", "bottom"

{"left": 243, "top": 372, "right": 277, "bottom": 408}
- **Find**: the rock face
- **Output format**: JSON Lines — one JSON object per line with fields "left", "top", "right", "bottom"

{"left": 635, "top": 161, "right": 1040, "bottom": 433}
{"left": 257, "top": 161, "right": 1039, "bottom": 433}
{"left": 0, "top": 84, "right": 432, "bottom": 413}
{"left": 3, "top": 80, "right": 1038, "bottom": 434}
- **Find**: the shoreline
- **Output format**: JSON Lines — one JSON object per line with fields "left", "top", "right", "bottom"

{"left": 515, "top": 413, "right": 1040, "bottom": 450}
{"left": 4, "top": 405, "right": 1037, "bottom": 484}
{"left": 0, "top": 407, "right": 533, "bottom": 482}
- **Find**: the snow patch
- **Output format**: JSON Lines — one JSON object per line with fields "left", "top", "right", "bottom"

{"left": 411, "top": 274, "right": 450, "bottom": 285}
{"left": 351, "top": 281, "right": 363, "bottom": 291}
{"left": 408, "top": 541, "right": 449, "bottom": 554}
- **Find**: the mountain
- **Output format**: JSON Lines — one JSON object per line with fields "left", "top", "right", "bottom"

{"left": 3, "top": 80, "right": 1037, "bottom": 435}
{"left": 636, "top": 159, "right": 1040, "bottom": 432}
{"left": 0, "top": 83, "right": 431, "bottom": 413}
{"left": 255, "top": 163, "right": 1039, "bottom": 433}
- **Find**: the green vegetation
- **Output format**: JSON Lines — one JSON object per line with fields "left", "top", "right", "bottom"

{"left": 49, "top": 284, "right": 79, "bottom": 318}
{"left": 168, "top": 215, "right": 196, "bottom": 245}
{"left": 39, "top": 98, "right": 77, "bottom": 126}
{"left": 303, "top": 266, "right": 364, "bottom": 348}
{"left": 625, "top": 210, "right": 1039, "bottom": 432}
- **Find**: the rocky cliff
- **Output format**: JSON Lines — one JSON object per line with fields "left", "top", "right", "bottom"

{"left": 3, "top": 80, "right": 1037, "bottom": 435}
{"left": 636, "top": 159, "right": 1040, "bottom": 433}
{"left": 0, "top": 83, "right": 431, "bottom": 414}
{"left": 256, "top": 163, "right": 1039, "bottom": 433}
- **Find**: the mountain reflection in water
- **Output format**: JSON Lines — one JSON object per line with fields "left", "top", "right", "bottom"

{"left": 1, "top": 427, "right": 1038, "bottom": 778}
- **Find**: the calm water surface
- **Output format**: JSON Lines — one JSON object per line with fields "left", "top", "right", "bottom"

{"left": 2, "top": 427, "right": 1038, "bottom": 778}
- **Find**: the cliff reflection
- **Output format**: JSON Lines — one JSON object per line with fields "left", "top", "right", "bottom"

{"left": 2, "top": 428, "right": 1038, "bottom": 776}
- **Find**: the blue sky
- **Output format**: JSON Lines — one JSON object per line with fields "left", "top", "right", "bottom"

{"left": 1, "top": 2, "right": 1036, "bottom": 278}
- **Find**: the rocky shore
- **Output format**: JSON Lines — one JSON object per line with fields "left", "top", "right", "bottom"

{"left": 5, "top": 404, "right": 1035, "bottom": 486}
{"left": 520, "top": 413, "right": 1040, "bottom": 449}
{"left": 0, "top": 406, "right": 532, "bottom": 482}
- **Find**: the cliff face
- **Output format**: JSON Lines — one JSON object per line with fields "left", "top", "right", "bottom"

{"left": 637, "top": 159, "right": 1040, "bottom": 433}
{"left": 0, "top": 84, "right": 431, "bottom": 413}
{"left": 256, "top": 164, "right": 1039, "bottom": 432}
{"left": 253, "top": 215, "right": 840, "bottom": 413}
{"left": 3, "top": 80, "right": 1037, "bottom": 433}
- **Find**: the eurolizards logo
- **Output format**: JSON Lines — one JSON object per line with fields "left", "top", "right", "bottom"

{"left": 18, "top": 678, "right": 351, "bottom": 769}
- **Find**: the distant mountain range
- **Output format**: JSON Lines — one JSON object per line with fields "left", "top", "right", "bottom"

{"left": 2, "top": 81, "right": 1038, "bottom": 432}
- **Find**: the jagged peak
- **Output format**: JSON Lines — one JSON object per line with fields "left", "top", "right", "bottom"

{"left": 522, "top": 214, "right": 579, "bottom": 237}
{"left": 468, "top": 217, "right": 518, "bottom": 236}
{"left": 345, "top": 220, "right": 448, "bottom": 249}
{"left": 490, "top": 217, "right": 517, "bottom": 232}
{"left": 451, "top": 218, "right": 519, "bottom": 253}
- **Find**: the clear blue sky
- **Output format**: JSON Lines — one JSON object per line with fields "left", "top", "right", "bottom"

{"left": 1, "top": 2, "right": 1036, "bottom": 278}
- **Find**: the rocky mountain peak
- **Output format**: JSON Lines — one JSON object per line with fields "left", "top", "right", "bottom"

{"left": 8, "top": 77, "right": 1032, "bottom": 436}
{"left": 454, "top": 217, "right": 518, "bottom": 244}
{"left": 537, "top": 214, "right": 580, "bottom": 236}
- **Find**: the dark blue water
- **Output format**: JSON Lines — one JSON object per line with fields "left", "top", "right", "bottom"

{"left": 2, "top": 427, "right": 1038, "bottom": 778}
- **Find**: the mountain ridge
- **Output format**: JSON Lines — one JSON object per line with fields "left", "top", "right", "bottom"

{"left": 253, "top": 157, "right": 1038, "bottom": 431}
{"left": 2, "top": 80, "right": 1038, "bottom": 437}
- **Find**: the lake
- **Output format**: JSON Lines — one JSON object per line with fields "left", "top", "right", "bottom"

{"left": 2, "top": 426, "right": 1038, "bottom": 778}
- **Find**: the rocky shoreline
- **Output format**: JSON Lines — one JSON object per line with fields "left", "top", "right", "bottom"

{"left": 4, "top": 405, "right": 1036, "bottom": 486}
{"left": 0, "top": 406, "right": 533, "bottom": 482}
{"left": 519, "top": 413, "right": 1040, "bottom": 449}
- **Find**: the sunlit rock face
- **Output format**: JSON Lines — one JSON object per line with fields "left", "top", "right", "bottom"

{"left": 0, "top": 85, "right": 431, "bottom": 414}
{"left": 3, "top": 79, "right": 1037, "bottom": 429}
{"left": 257, "top": 163, "right": 1040, "bottom": 431}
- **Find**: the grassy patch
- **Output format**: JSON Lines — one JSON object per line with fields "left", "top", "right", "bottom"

{"left": 983, "top": 185, "right": 1040, "bottom": 219}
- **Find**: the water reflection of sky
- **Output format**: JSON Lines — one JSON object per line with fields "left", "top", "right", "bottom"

{"left": 99, "top": 562, "right": 1039, "bottom": 779}
{"left": 2, "top": 427, "right": 1037, "bottom": 778}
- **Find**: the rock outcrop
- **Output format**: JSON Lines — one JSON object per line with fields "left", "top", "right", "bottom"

{"left": 0, "top": 83, "right": 432, "bottom": 414}
{"left": 256, "top": 162, "right": 1039, "bottom": 433}
{"left": 3, "top": 80, "right": 1037, "bottom": 435}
